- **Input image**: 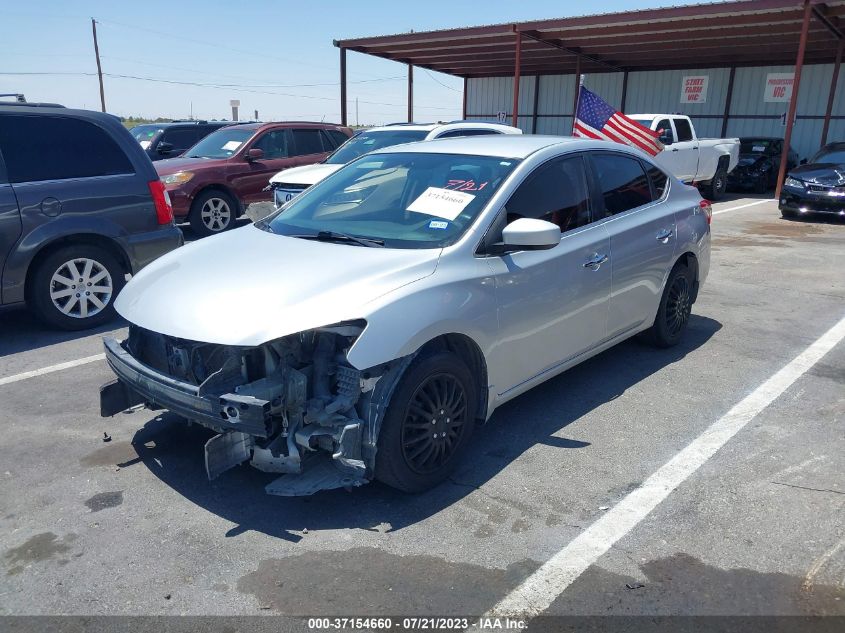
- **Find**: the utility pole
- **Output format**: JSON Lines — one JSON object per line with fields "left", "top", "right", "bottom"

{"left": 91, "top": 18, "right": 106, "bottom": 112}
{"left": 355, "top": 98, "right": 359, "bottom": 127}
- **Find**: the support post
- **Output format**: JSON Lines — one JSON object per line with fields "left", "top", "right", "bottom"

{"left": 572, "top": 55, "right": 582, "bottom": 134}
{"left": 339, "top": 47, "right": 347, "bottom": 127}
{"left": 721, "top": 66, "right": 736, "bottom": 138}
{"left": 775, "top": 0, "right": 812, "bottom": 200}
{"left": 512, "top": 29, "right": 522, "bottom": 128}
{"left": 620, "top": 70, "right": 629, "bottom": 112}
{"left": 531, "top": 75, "right": 541, "bottom": 133}
{"left": 91, "top": 18, "right": 106, "bottom": 112}
{"left": 821, "top": 39, "right": 843, "bottom": 146}
{"left": 407, "top": 63, "right": 414, "bottom": 123}
{"left": 462, "top": 77, "right": 468, "bottom": 119}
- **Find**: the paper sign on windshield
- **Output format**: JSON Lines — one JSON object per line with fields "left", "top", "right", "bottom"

{"left": 139, "top": 141, "right": 151, "bottom": 150}
{"left": 222, "top": 140, "right": 243, "bottom": 151}
{"left": 407, "top": 187, "right": 475, "bottom": 221}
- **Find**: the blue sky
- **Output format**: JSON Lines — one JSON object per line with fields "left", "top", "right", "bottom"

{"left": 3, "top": 0, "right": 721, "bottom": 125}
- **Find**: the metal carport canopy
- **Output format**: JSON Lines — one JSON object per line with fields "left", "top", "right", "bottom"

{"left": 334, "top": 0, "right": 844, "bottom": 197}
{"left": 335, "top": 0, "right": 844, "bottom": 77}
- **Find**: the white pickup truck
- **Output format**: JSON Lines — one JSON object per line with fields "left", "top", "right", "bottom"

{"left": 630, "top": 114, "right": 739, "bottom": 200}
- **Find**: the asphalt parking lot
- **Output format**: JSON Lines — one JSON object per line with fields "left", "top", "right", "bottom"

{"left": 1, "top": 195, "right": 843, "bottom": 625}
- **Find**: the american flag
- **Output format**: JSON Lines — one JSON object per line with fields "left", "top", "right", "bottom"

{"left": 573, "top": 87, "right": 663, "bottom": 156}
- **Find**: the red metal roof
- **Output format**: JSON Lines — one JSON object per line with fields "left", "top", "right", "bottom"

{"left": 335, "top": 0, "right": 845, "bottom": 77}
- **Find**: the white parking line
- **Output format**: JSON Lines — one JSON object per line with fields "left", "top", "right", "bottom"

{"left": 486, "top": 313, "right": 845, "bottom": 618}
{"left": 713, "top": 198, "right": 773, "bottom": 216}
{"left": 0, "top": 353, "right": 106, "bottom": 387}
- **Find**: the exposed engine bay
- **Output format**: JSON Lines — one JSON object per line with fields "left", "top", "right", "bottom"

{"left": 101, "top": 322, "right": 409, "bottom": 496}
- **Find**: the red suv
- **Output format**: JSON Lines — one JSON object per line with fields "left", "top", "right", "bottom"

{"left": 156, "top": 122, "right": 352, "bottom": 236}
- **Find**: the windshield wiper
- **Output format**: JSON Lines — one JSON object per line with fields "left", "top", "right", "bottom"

{"left": 288, "top": 231, "right": 384, "bottom": 248}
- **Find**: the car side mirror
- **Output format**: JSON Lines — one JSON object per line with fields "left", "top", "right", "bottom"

{"left": 246, "top": 148, "right": 265, "bottom": 162}
{"left": 157, "top": 142, "right": 174, "bottom": 154}
{"left": 494, "top": 218, "right": 560, "bottom": 253}
{"left": 659, "top": 133, "right": 673, "bottom": 146}
{"left": 800, "top": 158, "right": 808, "bottom": 165}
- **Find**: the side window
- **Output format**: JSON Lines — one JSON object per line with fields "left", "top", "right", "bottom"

{"left": 291, "top": 129, "right": 326, "bottom": 156}
{"left": 0, "top": 115, "right": 134, "bottom": 183}
{"left": 504, "top": 156, "right": 591, "bottom": 233}
{"left": 656, "top": 119, "right": 675, "bottom": 144}
{"left": 327, "top": 129, "right": 349, "bottom": 147}
{"left": 647, "top": 164, "right": 669, "bottom": 199}
{"left": 674, "top": 118, "right": 694, "bottom": 142}
{"left": 160, "top": 129, "right": 198, "bottom": 150}
{"left": 252, "top": 130, "right": 289, "bottom": 159}
{"left": 591, "top": 153, "right": 653, "bottom": 216}
{"left": 436, "top": 129, "right": 501, "bottom": 139}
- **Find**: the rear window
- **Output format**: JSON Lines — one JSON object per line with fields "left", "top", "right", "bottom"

{"left": 291, "top": 129, "right": 326, "bottom": 156}
{"left": 647, "top": 164, "right": 669, "bottom": 199}
{"left": 0, "top": 115, "right": 134, "bottom": 184}
{"left": 591, "top": 153, "right": 653, "bottom": 216}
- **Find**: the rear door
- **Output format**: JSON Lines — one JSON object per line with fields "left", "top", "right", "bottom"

{"left": 0, "top": 148, "right": 22, "bottom": 304}
{"left": 587, "top": 151, "right": 676, "bottom": 338}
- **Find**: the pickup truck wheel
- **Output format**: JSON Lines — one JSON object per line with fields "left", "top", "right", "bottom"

{"left": 702, "top": 168, "right": 727, "bottom": 200}
{"left": 646, "top": 264, "right": 693, "bottom": 348}
{"left": 375, "top": 351, "right": 477, "bottom": 493}
{"left": 189, "top": 190, "right": 236, "bottom": 237}
{"left": 29, "top": 245, "right": 125, "bottom": 330}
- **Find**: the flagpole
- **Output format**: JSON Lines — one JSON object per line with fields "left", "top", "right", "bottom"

{"left": 572, "top": 74, "right": 585, "bottom": 135}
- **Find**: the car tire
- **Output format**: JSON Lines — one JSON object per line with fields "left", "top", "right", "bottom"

{"left": 702, "top": 167, "right": 727, "bottom": 201}
{"left": 646, "top": 264, "right": 693, "bottom": 348}
{"left": 375, "top": 351, "right": 477, "bottom": 493}
{"left": 29, "top": 244, "right": 125, "bottom": 331}
{"left": 754, "top": 174, "right": 768, "bottom": 194}
{"left": 189, "top": 189, "right": 237, "bottom": 237}
{"left": 781, "top": 209, "right": 797, "bottom": 219}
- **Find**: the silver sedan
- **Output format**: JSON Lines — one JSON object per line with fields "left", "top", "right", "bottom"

{"left": 100, "top": 135, "right": 711, "bottom": 495}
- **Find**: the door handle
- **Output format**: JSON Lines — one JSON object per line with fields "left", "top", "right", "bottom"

{"left": 671, "top": 148, "right": 679, "bottom": 152}
{"left": 656, "top": 228, "right": 674, "bottom": 242}
{"left": 583, "top": 253, "right": 608, "bottom": 270}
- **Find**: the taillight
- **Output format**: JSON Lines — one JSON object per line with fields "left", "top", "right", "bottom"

{"left": 699, "top": 199, "right": 712, "bottom": 225}
{"left": 148, "top": 179, "right": 173, "bottom": 225}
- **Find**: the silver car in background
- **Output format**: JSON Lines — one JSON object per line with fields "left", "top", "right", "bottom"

{"left": 100, "top": 136, "right": 711, "bottom": 496}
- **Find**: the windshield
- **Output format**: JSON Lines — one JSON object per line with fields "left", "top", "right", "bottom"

{"left": 740, "top": 139, "right": 776, "bottom": 155}
{"left": 264, "top": 152, "right": 519, "bottom": 249}
{"left": 325, "top": 129, "right": 428, "bottom": 165}
{"left": 811, "top": 147, "right": 845, "bottom": 165}
{"left": 130, "top": 125, "right": 164, "bottom": 149}
{"left": 184, "top": 127, "right": 254, "bottom": 159}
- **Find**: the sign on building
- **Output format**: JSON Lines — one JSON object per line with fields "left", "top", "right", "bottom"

{"left": 764, "top": 73, "right": 794, "bottom": 102}
{"left": 680, "top": 75, "right": 709, "bottom": 103}
{"left": 496, "top": 111, "right": 507, "bottom": 123}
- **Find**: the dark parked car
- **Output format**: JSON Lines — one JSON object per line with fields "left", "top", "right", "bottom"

{"left": 728, "top": 137, "right": 798, "bottom": 193}
{"left": 155, "top": 121, "right": 352, "bottom": 236}
{"left": 0, "top": 103, "right": 183, "bottom": 330}
{"left": 779, "top": 142, "right": 845, "bottom": 220}
{"left": 129, "top": 120, "right": 233, "bottom": 162}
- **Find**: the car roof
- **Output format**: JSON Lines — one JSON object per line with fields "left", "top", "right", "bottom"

{"left": 235, "top": 121, "right": 348, "bottom": 132}
{"left": 369, "top": 135, "right": 617, "bottom": 159}
{"left": 364, "top": 121, "right": 520, "bottom": 134}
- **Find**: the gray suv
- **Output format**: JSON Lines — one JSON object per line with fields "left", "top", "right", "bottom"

{"left": 0, "top": 103, "right": 183, "bottom": 330}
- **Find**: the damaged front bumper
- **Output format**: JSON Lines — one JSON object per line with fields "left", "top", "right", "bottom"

{"left": 100, "top": 326, "right": 396, "bottom": 496}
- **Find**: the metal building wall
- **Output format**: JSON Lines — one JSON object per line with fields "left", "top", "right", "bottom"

{"left": 466, "top": 63, "right": 842, "bottom": 159}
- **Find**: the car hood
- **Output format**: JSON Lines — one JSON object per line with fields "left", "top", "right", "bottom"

{"left": 269, "top": 163, "right": 342, "bottom": 186}
{"left": 114, "top": 225, "right": 441, "bottom": 347}
{"left": 789, "top": 163, "right": 845, "bottom": 185}
{"left": 155, "top": 156, "right": 228, "bottom": 176}
{"left": 736, "top": 154, "right": 766, "bottom": 168}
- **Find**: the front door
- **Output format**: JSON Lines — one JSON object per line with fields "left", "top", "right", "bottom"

{"left": 234, "top": 129, "right": 298, "bottom": 204}
{"left": 484, "top": 155, "right": 611, "bottom": 396}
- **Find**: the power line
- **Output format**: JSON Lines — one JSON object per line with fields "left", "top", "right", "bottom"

{"left": 0, "top": 71, "right": 460, "bottom": 111}
{"left": 422, "top": 68, "right": 461, "bottom": 92}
